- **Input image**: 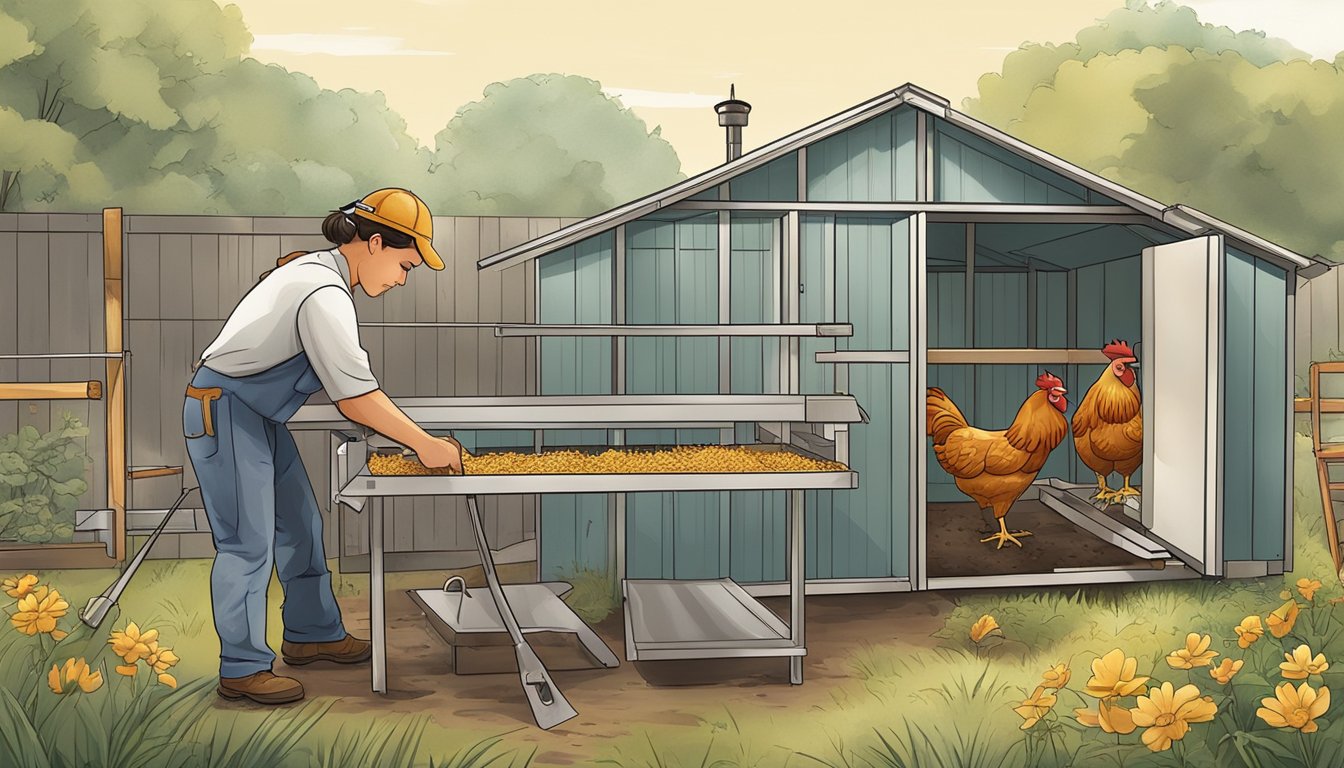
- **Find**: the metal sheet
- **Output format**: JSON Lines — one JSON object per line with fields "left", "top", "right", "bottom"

{"left": 338, "top": 468, "right": 857, "bottom": 499}
{"left": 292, "top": 394, "right": 864, "bottom": 430}
{"left": 624, "top": 579, "right": 796, "bottom": 650}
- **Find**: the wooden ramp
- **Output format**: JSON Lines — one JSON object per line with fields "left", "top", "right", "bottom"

{"left": 1303, "top": 363, "right": 1344, "bottom": 574}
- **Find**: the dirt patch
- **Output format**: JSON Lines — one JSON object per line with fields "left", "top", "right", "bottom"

{"left": 252, "top": 580, "right": 955, "bottom": 761}
{"left": 926, "top": 500, "right": 1155, "bottom": 577}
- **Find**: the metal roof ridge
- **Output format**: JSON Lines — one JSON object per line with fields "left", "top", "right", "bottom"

{"left": 477, "top": 82, "right": 1330, "bottom": 278}
{"left": 477, "top": 87, "right": 912, "bottom": 270}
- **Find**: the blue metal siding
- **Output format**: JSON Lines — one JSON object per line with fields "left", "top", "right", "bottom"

{"left": 536, "top": 234, "right": 614, "bottom": 579}
{"left": 1223, "top": 246, "right": 1287, "bottom": 562}
{"left": 624, "top": 216, "right": 726, "bottom": 579}
{"left": 806, "top": 107, "right": 917, "bottom": 202}
{"left": 933, "top": 118, "right": 1126, "bottom": 205}
{"left": 731, "top": 153, "right": 799, "bottom": 202}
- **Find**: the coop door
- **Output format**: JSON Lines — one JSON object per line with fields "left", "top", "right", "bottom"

{"left": 1141, "top": 235, "right": 1223, "bottom": 576}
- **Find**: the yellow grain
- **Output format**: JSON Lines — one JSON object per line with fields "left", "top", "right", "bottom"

{"left": 366, "top": 445, "right": 848, "bottom": 476}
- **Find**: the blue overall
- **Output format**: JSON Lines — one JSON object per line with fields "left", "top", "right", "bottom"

{"left": 183, "top": 352, "right": 347, "bottom": 678}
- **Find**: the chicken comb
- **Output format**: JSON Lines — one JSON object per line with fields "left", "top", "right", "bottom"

{"left": 1102, "top": 339, "right": 1136, "bottom": 361}
{"left": 1035, "top": 371, "right": 1064, "bottom": 391}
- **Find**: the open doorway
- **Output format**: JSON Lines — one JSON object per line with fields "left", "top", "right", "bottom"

{"left": 922, "top": 220, "right": 1191, "bottom": 580}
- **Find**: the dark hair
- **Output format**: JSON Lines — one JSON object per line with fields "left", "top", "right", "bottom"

{"left": 321, "top": 211, "right": 415, "bottom": 249}
{"left": 258, "top": 211, "right": 417, "bottom": 283}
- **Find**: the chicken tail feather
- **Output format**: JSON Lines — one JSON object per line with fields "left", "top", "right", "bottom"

{"left": 927, "top": 387, "right": 968, "bottom": 445}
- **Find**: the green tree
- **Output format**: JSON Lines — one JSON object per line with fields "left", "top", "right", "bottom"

{"left": 431, "top": 73, "right": 685, "bottom": 216}
{"left": 0, "top": 0, "right": 437, "bottom": 214}
{"left": 965, "top": 1, "right": 1344, "bottom": 261}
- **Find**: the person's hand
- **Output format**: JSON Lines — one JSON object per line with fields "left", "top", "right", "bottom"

{"left": 415, "top": 436, "right": 463, "bottom": 474}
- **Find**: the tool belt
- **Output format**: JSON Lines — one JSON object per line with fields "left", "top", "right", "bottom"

{"left": 185, "top": 385, "right": 223, "bottom": 438}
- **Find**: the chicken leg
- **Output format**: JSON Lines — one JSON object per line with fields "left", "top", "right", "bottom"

{"left": 1091, "top": 473, "right": 1121, "bottom": 506}
{"left": 1116, "top": 475, "right": 1140, "bottom": 499}
{"left": 980, "top": 516, "right": 1033, "bottom": 549}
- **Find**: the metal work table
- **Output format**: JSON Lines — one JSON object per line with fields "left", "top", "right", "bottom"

{"left": 303, "top": 394, "right": 864, "bottom": 728}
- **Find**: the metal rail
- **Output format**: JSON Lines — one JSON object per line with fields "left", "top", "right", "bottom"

{"left": 290, "top": 394, "right": 864, "bottom": 432}
{"left": 492, "top": 323, "right": 853, "bottom": 338}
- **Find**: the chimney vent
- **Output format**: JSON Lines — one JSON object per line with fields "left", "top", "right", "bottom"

{"left": 714, "top": 84, "right": 751, "bottom": 162}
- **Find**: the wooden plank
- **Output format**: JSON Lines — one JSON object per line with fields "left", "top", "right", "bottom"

{"left": 104, "top": 208, "right": 126, "bottom": 562}
{"left": 250, "top": 235, "right": 279, "bottom": 283}
{"left": 191, "top": 235, "right": 220, "bottom": 320}
{"left": 454, "top": 218, "right": 480, "bottom": 396}
{"left": 127, "top": 320, "right": 161, "bottom": 482}
{"left": 479, "top": 218, "right": 503, "bottom": 396}
{"left": 1295, "top": 398, "right": 1344, "bottom": 413}
{"left": 0, "top": 381, "right": 101, "bottom": 400}
{"left": 1311, "top": 270, "right": 1339, "bottom": 365}
{"left": 126, "top": 233, "right": 159, "bottom": 320}
{"left": 16, "top": 232, "right": 51, "bottom": 434}
{"left": 157, "top": 321, "right": 194, "bottom": 499}
{"left": 128, "top": 466, "right": 183, "bottom": 480}
{"left": 159, "top": 234, "right": 193, "bottom": 320}
{"left": 0, "top": 231, "right": 14, "bottom": 442}
{"left": 928, "top": 348, "right": 1110, "bottom": 364}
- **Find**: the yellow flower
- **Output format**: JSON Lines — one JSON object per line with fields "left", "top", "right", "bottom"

{"left": 1013, "top": 685, "right": 1056, "bottom": 729}
{"left": 47, "top": 658, "right": 103, "bottom": 695}
{"left": 1268, "top": 600, "right": 1300, "bottom": 639}
{"left": 969, "top": 614, "right": 1001, "bottom": 644}
{"left": 114, "top": 664, "right": 137, "bottom": 677}
{"left": 145, "top": 644, "right": 179, "bottom": 677}
{"left": 1084, "top": 649, "right": 1150, "bottom": 699}
{"left": 11, "top": 589, "right": 69, "bottom": 636}
{"left": 108, "top": 623, "right": 158, "bottom": 664}
{"left": 1280, "top": 645, "right": 1330, "bottom": 680}
{"left": 1210, "top": 659, "right": 1244, "bottom": 685}
{"left": 1235, "top": 616, "right": 1264, "bottom": 649}
{"left": 1258, "top": 682, "right": 1330, "bottom": 733}
{"left": 1166, "top": 633, "right": 1218, "bottom": 670}
{"left": 1075, "top": 698, "right": 1138, "bottom": 734}
{"left": 1130, "top": 682, "right": 1217, "bottom": 752}
{"left": 1298, "top": 579, "right": 1323, "bottom": 602}
{"left": 2, "top": 574, "right": 39, "bottom": 599}
{"left": 1040, "top": 663, "right": 1071, "bottom": 691}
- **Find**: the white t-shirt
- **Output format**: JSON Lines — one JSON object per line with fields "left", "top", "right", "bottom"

{"left": 200, "top": 248, "right": 379, "bottom": 401}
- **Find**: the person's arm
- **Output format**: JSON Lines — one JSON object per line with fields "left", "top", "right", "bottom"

{"left": 336, "top": 390, "right": 460, "bottom": 470}
{"left": 297, "top": 286, "right": 461, "bottom": 471}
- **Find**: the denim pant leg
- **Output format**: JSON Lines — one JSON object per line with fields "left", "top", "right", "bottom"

{"left": 272, "top": 424, "right": 346, "bottom": 644}
{"left": 185, "top": 394, "right": 278, "bottom": 678}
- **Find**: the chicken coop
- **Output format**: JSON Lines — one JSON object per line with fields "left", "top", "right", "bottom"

{"left": 478, "top": 83, "right": 1329, "bottom": 593}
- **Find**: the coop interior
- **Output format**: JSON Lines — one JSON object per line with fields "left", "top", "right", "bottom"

{"left": 925, "top": 221, "right": 1175, "bottom": 578}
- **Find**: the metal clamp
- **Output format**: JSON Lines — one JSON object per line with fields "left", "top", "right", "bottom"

{"left": 442, "top": 575, "right": 470, "bottom": 623}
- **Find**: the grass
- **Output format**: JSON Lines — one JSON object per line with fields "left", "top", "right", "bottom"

{"left": 555, "top": 564, "right": 621, "bottom": 624}
{"left": 4, "top": 432, "right": 1338, "bottom": 766}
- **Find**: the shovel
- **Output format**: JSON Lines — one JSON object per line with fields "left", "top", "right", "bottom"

{"left": 454, "top": 441, "right": 577, "bottom": 729}
{"left": 465, "top": 496, "right": 578, "bottom": 729}
{"left": 80, "top": 486, "right": 198, "bottom": 629}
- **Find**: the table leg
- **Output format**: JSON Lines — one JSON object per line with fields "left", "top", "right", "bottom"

{"left": 789, "top": 489, "right": 805, "bottom": 685}
{"left": 370, "top": 500, "right": 386, "bottom": 694}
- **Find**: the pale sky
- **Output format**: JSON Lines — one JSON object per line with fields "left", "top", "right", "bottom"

{"left": 220, "top": 0, "right": 1343, "bottom": 177}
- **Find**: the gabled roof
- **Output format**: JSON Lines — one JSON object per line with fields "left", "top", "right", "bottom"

{"left": 478, "top": 83, "right": 1329, "bottom": 278}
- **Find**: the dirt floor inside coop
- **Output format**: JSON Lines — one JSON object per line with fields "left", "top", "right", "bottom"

{"left": 925, "top": 498, "right": 1162, "bottom": 577}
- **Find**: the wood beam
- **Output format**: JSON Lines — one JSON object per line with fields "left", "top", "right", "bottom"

{"left": 103, "top": 207, "right": 126, "bottom": 563}
{"left": 0, "top": 381, "right": 101, "bottom": 400}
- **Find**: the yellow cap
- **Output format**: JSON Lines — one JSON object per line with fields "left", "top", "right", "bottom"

{"left": 344, "top": 188, "right": 444, "bottom": 271}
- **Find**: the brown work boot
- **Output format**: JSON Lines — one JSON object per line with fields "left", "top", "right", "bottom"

{"left": 217, "top": 671, "right": 304, "bottom": 704}
{"left": 281, "top": 633, "right": 372, "bottom": 666}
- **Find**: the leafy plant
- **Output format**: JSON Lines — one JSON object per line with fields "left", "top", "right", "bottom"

{"left": 0, "top": 414, "right": 91, "bottom": 544}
